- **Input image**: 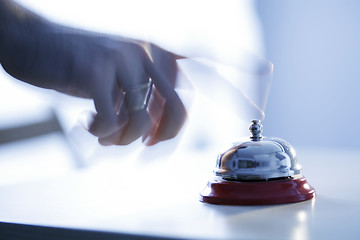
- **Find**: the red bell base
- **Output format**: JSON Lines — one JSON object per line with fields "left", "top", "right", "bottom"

{"left": 200, "top": 176, "right": 315, "bottom": 205}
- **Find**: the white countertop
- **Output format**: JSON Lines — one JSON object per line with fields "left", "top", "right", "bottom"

{"left": 0, "top": 143, "right": 359, "bottom": 240}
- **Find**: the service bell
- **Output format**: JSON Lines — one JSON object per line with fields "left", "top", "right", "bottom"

{"left": 200, "top": 120, "right": 315, "bottom": 205}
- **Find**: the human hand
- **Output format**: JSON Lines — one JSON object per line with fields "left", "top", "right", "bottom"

{"left": 86, "top": 39, "right": 188, "bottom": 146}
{"left": 0, "top": 4, "right": 187, "bottom": 146}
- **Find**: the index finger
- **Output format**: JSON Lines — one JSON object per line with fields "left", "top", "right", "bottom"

{"left": 144, "top": 46, "right": 187, "bottom": 145}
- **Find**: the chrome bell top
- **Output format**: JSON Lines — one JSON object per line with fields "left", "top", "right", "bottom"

{"left": 215, "top": 120, "right": 302, "bottom": 181}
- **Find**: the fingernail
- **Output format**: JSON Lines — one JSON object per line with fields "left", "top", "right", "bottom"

{"left": 142, "top": 134, "right": 149, "bottom": 143}
{"left": 145, "top": 136, "right": 159, "bottom": 146}
{"left": 98, "top": 138, "right": 112, "bottom": 146}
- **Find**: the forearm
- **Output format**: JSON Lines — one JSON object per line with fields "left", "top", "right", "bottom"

{"left": 0, "top": 0, "right": 48, "bottom": 51}
{"left": 0, "top": 0, "right": 85, "bottom": 92}
{"left": 1, "top": 1, "right": 110, "bottom": 88}
{"left": 0, "top": 0, "right": 51, "bottom": 76}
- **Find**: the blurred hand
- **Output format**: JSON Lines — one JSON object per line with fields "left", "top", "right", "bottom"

{"left": 83, "top": 38, "right": 188, "bottom": 146}
{"left": 0, "top": 1, "right": 187, "bottom": 146}
{"left": 86, "top": 39, "right": 188, "bottom": 146}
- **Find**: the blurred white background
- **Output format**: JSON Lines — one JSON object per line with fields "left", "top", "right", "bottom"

{"left": 257, "top": 0, "right": 360, "bottom": 150}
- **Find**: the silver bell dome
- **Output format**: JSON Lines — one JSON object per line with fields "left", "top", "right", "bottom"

{"left": 215, "top": 120, "right": 302, "bottom": 181}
